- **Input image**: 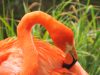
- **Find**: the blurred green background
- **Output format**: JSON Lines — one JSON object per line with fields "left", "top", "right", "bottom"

{"left": 0, "top": 0, "right": 100, "bottom": 75}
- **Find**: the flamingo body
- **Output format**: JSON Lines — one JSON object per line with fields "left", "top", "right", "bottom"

{"left": 0, "top": 38, "right": 65, "bottom": 75}
{"left": 0, "top": 11, "right": 88, "bottom": 75}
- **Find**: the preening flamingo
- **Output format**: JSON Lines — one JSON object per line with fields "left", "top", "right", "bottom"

{"left": 0, "top": 11, "right": 88, "bottom": 75}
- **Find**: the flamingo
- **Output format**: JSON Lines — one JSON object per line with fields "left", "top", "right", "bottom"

{"left": 0, "top": 11, "right": 88, "bottom": 75}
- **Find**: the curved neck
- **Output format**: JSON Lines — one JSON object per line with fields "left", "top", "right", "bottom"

{"left": 17, "top": 11, "right": 74, "bottom": 51}
{"left": 17, "top": 11, "right": 74, "bottom": 75}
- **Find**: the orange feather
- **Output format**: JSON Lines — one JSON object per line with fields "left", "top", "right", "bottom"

{"left": 0, "top": 11, "right": 88, "bottom": 75}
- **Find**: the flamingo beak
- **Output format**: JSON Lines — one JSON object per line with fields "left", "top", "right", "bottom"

{"left": 64, "top": 44, "right": 88, "bottom": 75}
{"left": 65, "top": 44, "right": 78, "bottom": 60}
{"left": 69, "top": 61, "right": 88, "bottom": 75}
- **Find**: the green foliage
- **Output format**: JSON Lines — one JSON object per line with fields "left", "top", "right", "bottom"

{"left": 0, "top": 0, "right": 100, "bottom": 75}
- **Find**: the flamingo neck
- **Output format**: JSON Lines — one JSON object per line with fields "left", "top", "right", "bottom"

{"left": 17, "top": 11, "right": 74, "bottom": 75}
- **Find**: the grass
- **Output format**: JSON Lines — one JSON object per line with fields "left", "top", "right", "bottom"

{"left": 0, "top": 0, "right": 100, "bottom": 75}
